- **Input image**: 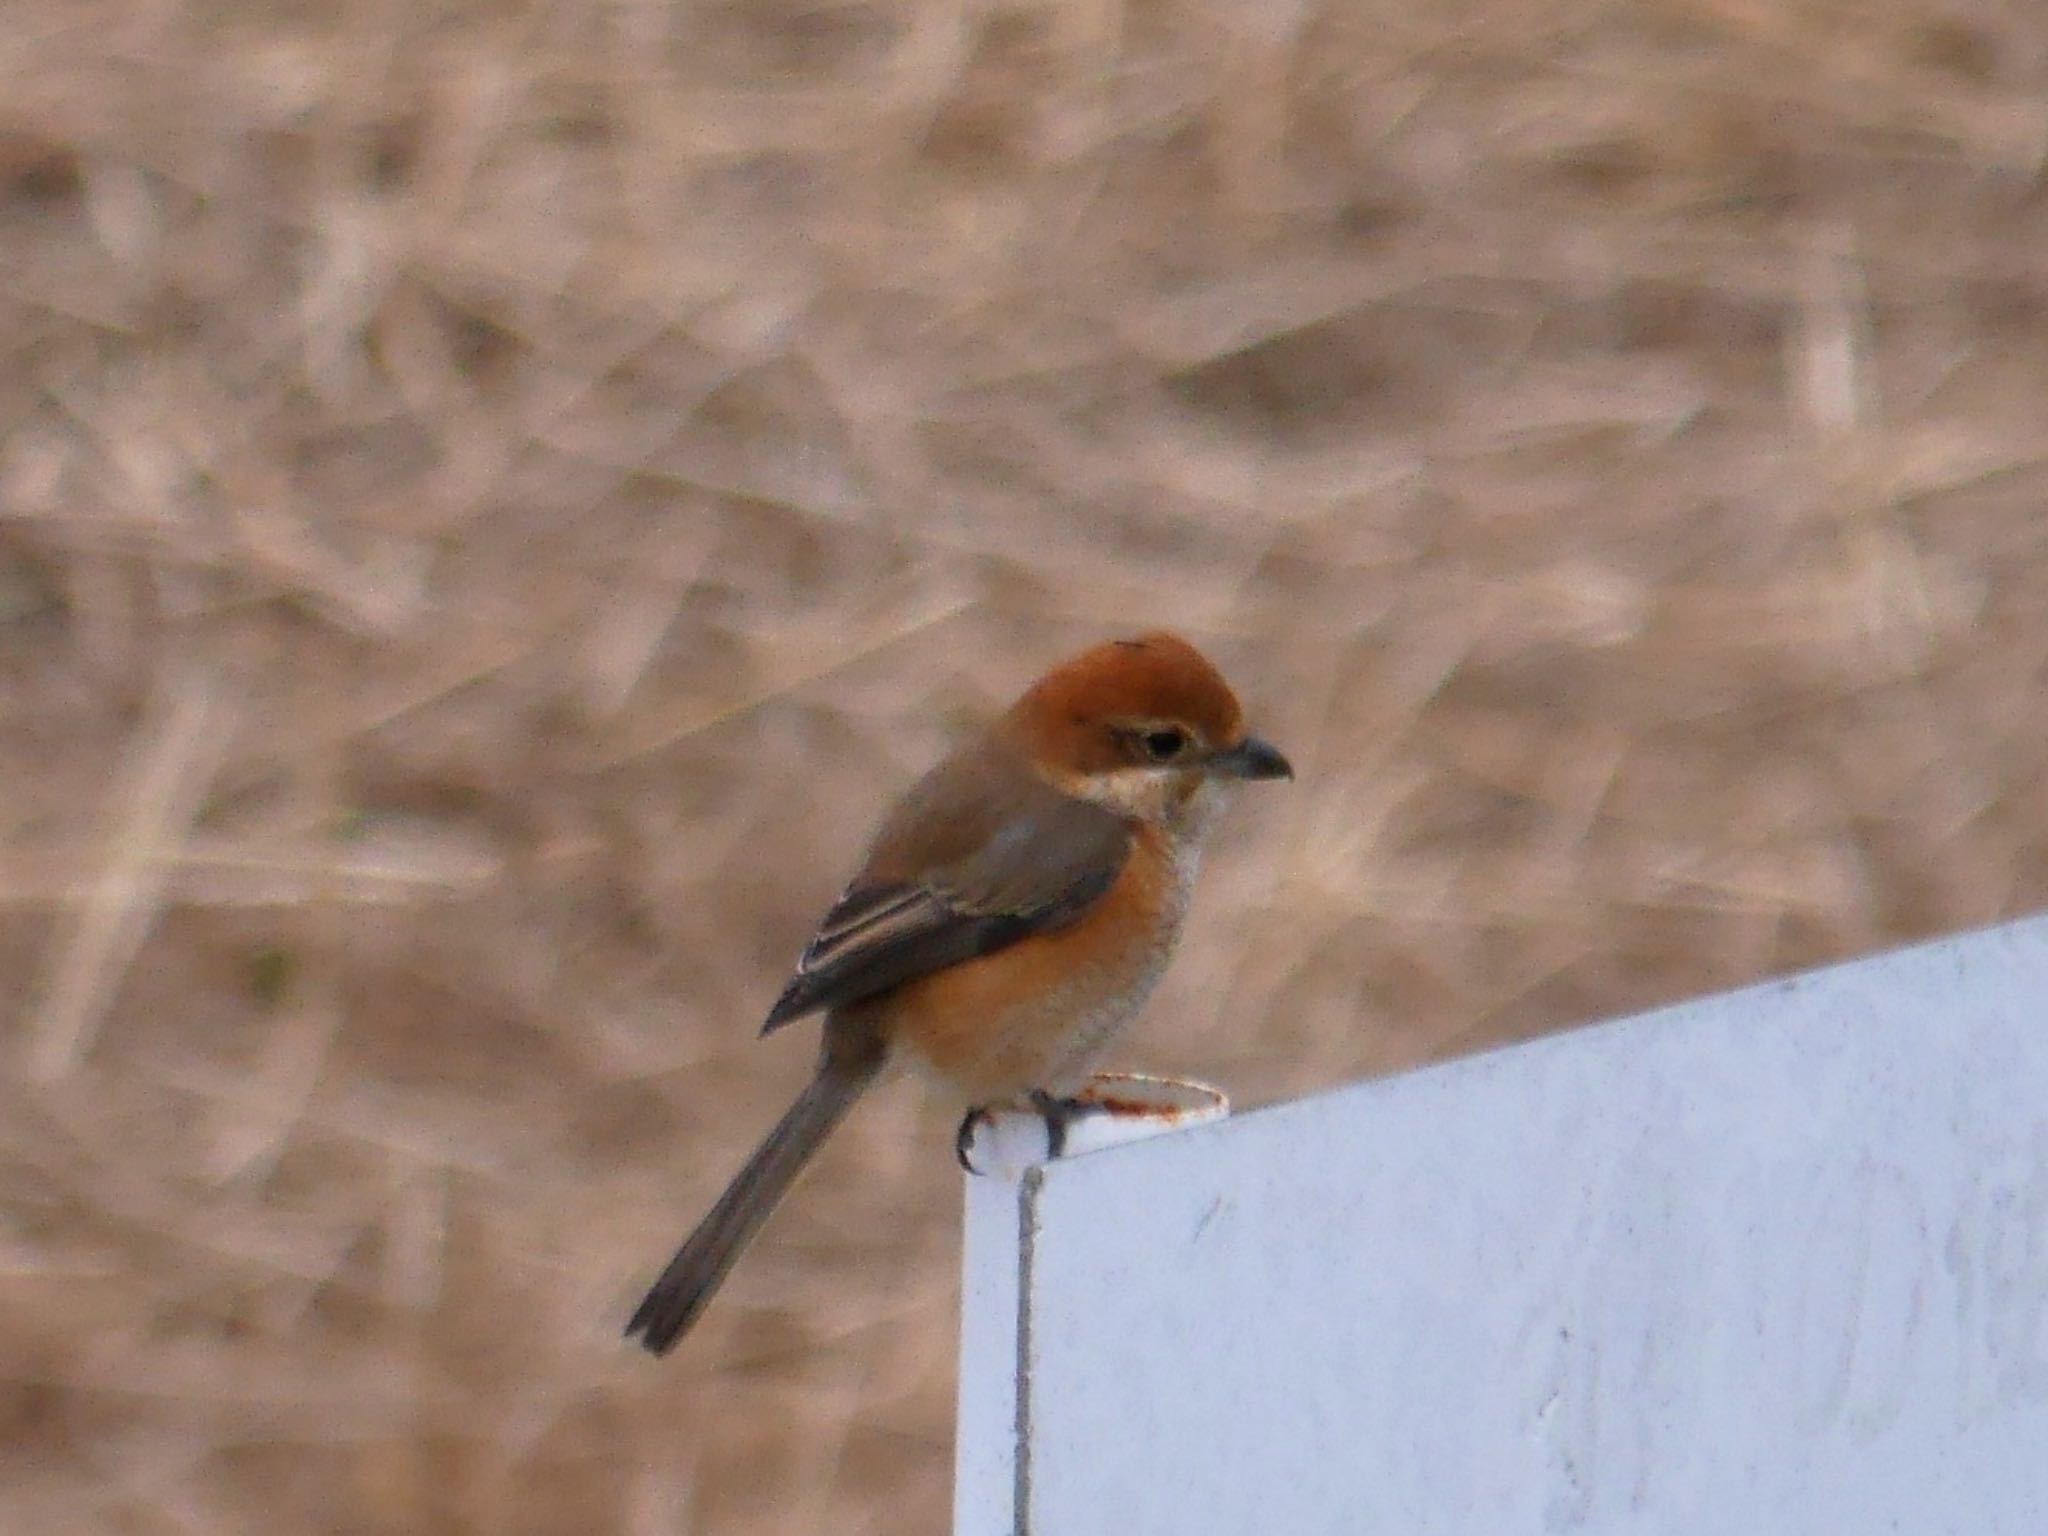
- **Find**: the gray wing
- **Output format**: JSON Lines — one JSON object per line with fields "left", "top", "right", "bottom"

{"left": 760, "top": 747, "right": 1131, "bottom": 1032}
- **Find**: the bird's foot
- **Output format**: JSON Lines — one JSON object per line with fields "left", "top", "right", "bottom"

{"left": 956, "top": 1091, "right": 1090, "bottom": 1171}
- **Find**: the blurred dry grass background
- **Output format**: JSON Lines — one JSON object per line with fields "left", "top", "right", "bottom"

{"left": 3, "top": 0, "right": 2048, "bottom": 1529}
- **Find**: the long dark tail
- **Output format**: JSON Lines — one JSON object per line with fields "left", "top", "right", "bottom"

{"left": 626, "top": 1027, "right": 885, "bottom": 1355}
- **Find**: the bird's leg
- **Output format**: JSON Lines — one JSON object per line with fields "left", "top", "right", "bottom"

{"left": 1027, "top": 1089, "right": 1082, "bottom": 1158}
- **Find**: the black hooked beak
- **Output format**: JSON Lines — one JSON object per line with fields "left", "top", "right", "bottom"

{"left": 1209, "top": 735, "right": 1294, "bottom": 781}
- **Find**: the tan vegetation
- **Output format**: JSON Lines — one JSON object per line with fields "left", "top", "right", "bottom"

{"left": 3, "top": 0, "right": 2047, "bottom": 1530}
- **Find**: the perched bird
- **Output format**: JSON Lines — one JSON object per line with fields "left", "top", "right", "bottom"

{"left": 625, "top": 631, "right": 1291, "bottom": 1354}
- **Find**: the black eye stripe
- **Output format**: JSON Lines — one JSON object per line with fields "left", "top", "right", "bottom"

{"left": 1140, "top": 727, "right": 1187, "bottom": 761}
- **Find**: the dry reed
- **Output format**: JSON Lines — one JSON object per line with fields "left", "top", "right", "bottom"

{"left": 3, "top": 0, "right": 2048, "bottom": 1531}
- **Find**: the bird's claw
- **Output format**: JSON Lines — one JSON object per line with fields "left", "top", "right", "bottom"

{"left": 955, "top": 1106, "right": 992, "bottom": 1171}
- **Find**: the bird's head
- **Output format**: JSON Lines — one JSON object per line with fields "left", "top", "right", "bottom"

{"left": 1000, "top": 631, "right": 1292, "bottom": 828}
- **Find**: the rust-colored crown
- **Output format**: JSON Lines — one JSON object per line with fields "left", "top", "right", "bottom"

{"left": 1001, "top": 631, "right": 1247, "bottom": 773}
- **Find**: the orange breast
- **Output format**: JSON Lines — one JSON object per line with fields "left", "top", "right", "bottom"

{"left": 875, "top": 823, "right": 1192, "bottom": 1103}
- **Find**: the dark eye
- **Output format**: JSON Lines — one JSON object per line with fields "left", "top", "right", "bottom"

{"left": 1140, "top": 727, "right": 1188, "bottom": 762}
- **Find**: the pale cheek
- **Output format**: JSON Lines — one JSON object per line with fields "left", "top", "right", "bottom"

{"left": 1074, "top": 769, "right": 1232, "bottom": 830}
{"left": 1079, "top": 768, "right": 1174, "bottom": 822}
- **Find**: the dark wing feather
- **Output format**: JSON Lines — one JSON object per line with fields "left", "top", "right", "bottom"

{"left": 760, "top": 746, "right": 1130, "bottom": 1032}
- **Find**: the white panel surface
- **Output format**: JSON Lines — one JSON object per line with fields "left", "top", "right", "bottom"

{"left": 954, "top": 916, "right": 2048, "bottom": 1535}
